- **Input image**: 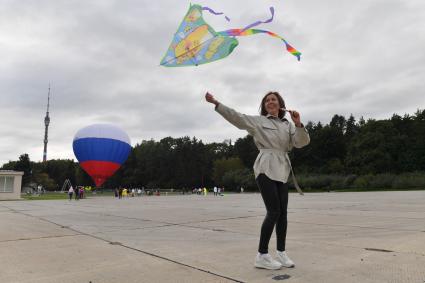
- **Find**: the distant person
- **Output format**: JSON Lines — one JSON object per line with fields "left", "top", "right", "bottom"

{"left": 240, "top": 187, "right": 244, "bottom": 193}
{"left": 213, "top": 186, "right": 218, "bottom": 196}
{"left": 68, "top": 186, "right": 74, "bottom": 201}
{"left": 206, "top": 91, "right": 310, "bottom": 270}
{"left": 75, "top": 186, "right": 80, "bottom": 200}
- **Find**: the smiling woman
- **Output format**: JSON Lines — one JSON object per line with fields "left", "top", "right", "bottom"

{"left": 205, "top": 90, "right": 310, "bottom": 270}
{"left": 260, "top": 91, "right": 286, "bottom": 118}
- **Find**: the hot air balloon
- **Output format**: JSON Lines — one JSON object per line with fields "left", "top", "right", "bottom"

{"left": 72, "top": 124, "right": 131, "bottom": 187}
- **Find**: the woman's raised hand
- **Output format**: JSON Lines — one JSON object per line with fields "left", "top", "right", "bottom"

{"left": 289, "top": 110, "right": 302, "bottom": 127}
{"left": 281, "top": 108, "right": 302, "bottom": 127}
{"left": 205, "top": 92, "right": 219, "bottom": 106}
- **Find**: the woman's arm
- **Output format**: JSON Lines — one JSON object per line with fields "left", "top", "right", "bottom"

{"left": 205, "top": 92, "right": 258, "bottom": 132}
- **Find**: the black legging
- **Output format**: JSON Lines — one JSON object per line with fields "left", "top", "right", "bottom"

{"left": 256, "top": 173, "right": 288, "bottom": 254}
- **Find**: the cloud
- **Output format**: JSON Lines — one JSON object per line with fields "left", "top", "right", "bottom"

{"left": 1, "top": 0, "right": 424, "bottom": 165}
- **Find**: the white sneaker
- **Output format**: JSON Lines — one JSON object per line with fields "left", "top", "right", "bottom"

{"left": 276, "top": 251, "right": 295, "bottom": 268}
{"left": 254, "top": 253, "right": 282, "bottom": 270}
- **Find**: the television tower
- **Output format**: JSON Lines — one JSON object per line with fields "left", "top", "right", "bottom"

{"left": 43, "top": 85, "right": 51, "bottom": 162}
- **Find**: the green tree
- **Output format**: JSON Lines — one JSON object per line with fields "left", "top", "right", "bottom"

{"left": 41, "top": 159, "right": 76, "bottom": 190}
{"left": 233, "top": 135, "right": 258, "bottom": 168}
{"left": 14, "top": 154, "right": 33, "bottom": 185}
{"left": 345, "top": 114, "right": 358, "bottom": 143}
{"left": 212, "top": 157, "right": 244, "bottom": 185}
{"left": 222, "top": 168, "right": 256, "bottom": 191}
{"left": 346, "top": 120, "right": 403, "bottom": 174}
{"left": 33, "top": 173, "right": 56, "bottom": 190}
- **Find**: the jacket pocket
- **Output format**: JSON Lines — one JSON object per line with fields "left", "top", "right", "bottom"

{"left": 261, "top": 121, "right": 277, "bottom": 130}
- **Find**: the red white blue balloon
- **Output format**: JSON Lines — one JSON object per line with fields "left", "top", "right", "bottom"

{"left": 73, "top": 124, "right": 131, "bottom": 187}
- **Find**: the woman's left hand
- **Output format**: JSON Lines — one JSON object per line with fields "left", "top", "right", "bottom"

{"left": 289, "top": 110, "right": 302, "bottom": 127}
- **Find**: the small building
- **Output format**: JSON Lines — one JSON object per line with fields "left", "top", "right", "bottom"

{"left": 0, "top": 170, "right": 24, "bottom": 200}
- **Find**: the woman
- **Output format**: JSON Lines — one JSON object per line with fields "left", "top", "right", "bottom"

{"left": 68, "top": 186, "right": 74, "bottom": 201}
{"left": 205, "top": 91, "right": 310, "bottom": 270}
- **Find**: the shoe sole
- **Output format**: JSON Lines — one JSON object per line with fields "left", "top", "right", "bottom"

{"left": 254, "top": 263, "right": 282, "bottom": 270}
{"left": 280, "top": 263, "right": 295, "bottom": 268}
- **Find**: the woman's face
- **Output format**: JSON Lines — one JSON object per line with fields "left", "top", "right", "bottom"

{"left": 264, "top": 94, "right": 281, "bottom": 116}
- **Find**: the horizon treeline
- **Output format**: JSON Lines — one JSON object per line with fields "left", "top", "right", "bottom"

{"left": 2, "top": 109, "right": 424, "bottom": 192}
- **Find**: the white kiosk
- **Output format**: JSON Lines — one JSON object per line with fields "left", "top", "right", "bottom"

{"left": 0, "top": 170, "right": 24, "bottom": 200}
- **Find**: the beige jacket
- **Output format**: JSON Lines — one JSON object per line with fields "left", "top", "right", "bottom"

{"left": 215, "top": 103, "right": 310, "bottom": 194}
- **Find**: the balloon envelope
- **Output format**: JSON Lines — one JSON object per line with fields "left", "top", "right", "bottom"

{"left": 73, "top": 124, "right": 131, "bottom": 187}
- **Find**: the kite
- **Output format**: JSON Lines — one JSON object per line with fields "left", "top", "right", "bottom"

{"left": 160, "top": 4, "right": 301, "bottom": 67}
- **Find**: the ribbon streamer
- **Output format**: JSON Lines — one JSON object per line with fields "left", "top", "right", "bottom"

{"left": 241, "top": 7, "right": 274, "bottom": 32}
{"left": 202, "top": 6, "right": 230, "bottom": 21}
{"left": 218, "top": 29, "right": 301, "bottom": 61}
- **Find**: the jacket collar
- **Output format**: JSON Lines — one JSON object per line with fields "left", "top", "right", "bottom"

{"left": 266, "top": 114, "right": 288, "bottom": 122}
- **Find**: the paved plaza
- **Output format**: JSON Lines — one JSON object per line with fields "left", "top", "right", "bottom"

{"left": 1, "top": 191, "right": 424, "bottom": 283}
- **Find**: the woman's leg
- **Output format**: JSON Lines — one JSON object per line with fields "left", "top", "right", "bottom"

{"left": 256, "top": 174, "right": 281, "bottom": 254}
{"left": 275, "top": 182, "right": 289, "bottom": 252}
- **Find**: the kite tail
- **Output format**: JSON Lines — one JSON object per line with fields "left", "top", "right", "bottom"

{"left": 202, "top": 6, "right": 274, "bottom": 27}
{"left": 201, "top": 6, "right": 230, "bottom": 21}
{"left": 241, "top": 7, "right": 274, "bottom": 32}
{"left": 217, "top": 29, "right": 301, "bottom": 61}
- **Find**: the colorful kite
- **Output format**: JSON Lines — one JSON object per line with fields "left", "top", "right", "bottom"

{"left": 160, "top": 4, "right": 301, "bottom": 67}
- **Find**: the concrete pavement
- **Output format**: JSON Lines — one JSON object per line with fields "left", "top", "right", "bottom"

{"left": 1, "top": 191, "right": 424, "bottom": 283}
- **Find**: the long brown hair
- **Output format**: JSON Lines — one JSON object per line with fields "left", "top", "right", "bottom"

{"left": 260, "top": 91, "right": 286, "bottom": 119}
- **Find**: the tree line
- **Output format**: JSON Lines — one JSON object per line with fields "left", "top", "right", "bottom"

{"left": 2, "top": 109, "right": 424, "bottom": 192}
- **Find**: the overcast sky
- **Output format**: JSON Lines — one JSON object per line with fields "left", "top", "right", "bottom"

{"left": 1, "top": 0, "right": 424, "bottom": 165}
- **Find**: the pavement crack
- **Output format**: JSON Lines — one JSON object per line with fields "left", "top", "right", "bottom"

{"left": 0, "top": 234, "right": 79, "bottom": 243}
{"left": 180, "top": 214, "right": 263, "bottom": 226}
{"left": 297, "top": 210, "right": 425, "bottom": 221}
{"left": 93, "top": 214, "right": 263, "bottom": 236}
{"left": 108, "top": 242, "right": 246, "bottom": 283}
{"left": 291, "top": 239, "right": 425, "bottom": 256}
{"left": 364, "top": 248, "right": 394, "bottom": 253}
{"left": 289, "top": 220, "right": 425, "bottom": 233}
{"left": 3, "top": 204, "right": 246, "bottom": 283}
